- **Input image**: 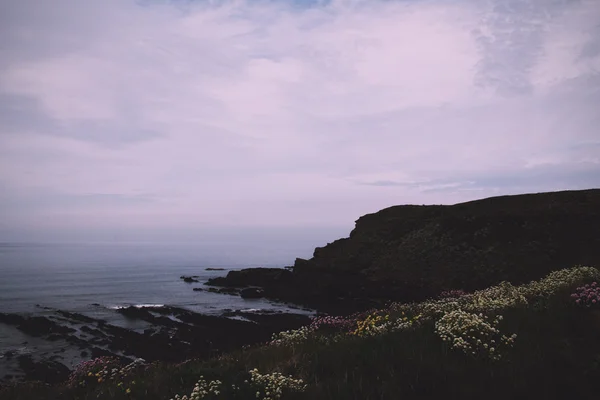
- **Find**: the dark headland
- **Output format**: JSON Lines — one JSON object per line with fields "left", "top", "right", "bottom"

{"left": 206, "top": 188, "right": 600, "bottom": 312}
{"left": 2, "top": 188, "right": 600, "bottom": 400}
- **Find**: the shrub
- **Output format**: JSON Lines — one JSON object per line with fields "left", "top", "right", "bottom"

{"left": 435, "top": 310, "right": 517, "bottom": 361}
{"left": 67, "top": 356, "right": 121, "bottom": 388}
{"left": 270, "top": 326, "right": 312, "bottom": 347}
{"left": 170, "top": 376, "right": 222, "bottom": 400}
{"left": 249, "top": 368, "right": 307, "bottom": 400}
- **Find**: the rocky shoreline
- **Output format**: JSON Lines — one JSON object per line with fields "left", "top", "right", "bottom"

{"left": 0, "top": 301, "right": 312, "bottom": 385}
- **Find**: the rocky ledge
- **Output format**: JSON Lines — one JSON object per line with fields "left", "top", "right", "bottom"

{"left": 0, "top": 306, "right": 310, "bottom": 384}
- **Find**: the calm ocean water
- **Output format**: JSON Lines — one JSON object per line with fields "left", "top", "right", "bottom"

{"left": 0, "top": 242, "right": 307, "bottom": 316}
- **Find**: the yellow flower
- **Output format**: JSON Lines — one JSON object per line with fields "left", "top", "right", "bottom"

{"left": 97, "top": 378, "right": 103, "bottom": 383}
{"left": 126, "top": 388, "right": 131, "bottom": 394}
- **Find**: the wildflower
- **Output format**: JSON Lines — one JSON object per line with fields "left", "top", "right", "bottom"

{"left": 435, "top": 310, "right": 515, "bottom": 360}
{"left": 571, "top": 280, "right": 600, "bottom": 308}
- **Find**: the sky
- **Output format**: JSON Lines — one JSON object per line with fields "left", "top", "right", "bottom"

{"left": 0, "top": 0, "right": 599, "bottom": 246}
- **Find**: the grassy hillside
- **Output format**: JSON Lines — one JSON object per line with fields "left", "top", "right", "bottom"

{"left": 3, "top": 265, "right": 600, "bottom": 400}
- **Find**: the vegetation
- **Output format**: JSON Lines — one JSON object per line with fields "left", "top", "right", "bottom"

{"left": 3, "top": 265, "right": 600, "bottom": 400}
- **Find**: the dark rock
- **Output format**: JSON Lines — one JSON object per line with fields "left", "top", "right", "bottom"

{"left": 116, "top": 306, "right": 155, "bottom": 320}
{"left": 205, "top": 268, "right": 225, "bottom": 271}
{"left": 207, "top": 287, "right": 240, "bottom": 295}
{"left": 193, "top": 288, "right": 204, "bottom": 292}
{"left": 56, "top": 310, "right": 98, "bottom": 324}
{"left": 81, "top": 325, "right": 107, "bottom": 337}
{"left": 240, "top": 288, "right": 264, "bottom": 299}
{"left": 65, "top": 335, "right": 89, "bottom": 348}
{"left": 90, "top": 347, "right": 118, "bottom": 359}
{"left": 17, "top": 355, "right": 70, "bottom": 384}
{"left": 4, "top": 350, "right": 15, "bottom": 359}
{"left": 0, "top": 313, "right": 76, "bottom": 337}
{"left": 46, "top": 333, "right": 62, "bottom": 341}
{"left": 206, "top": 267, "right": 293, "bottom": 288}
{"left": 80, "top": 351, "right": 88, "bottom": 357}
{"left": 222, "top": 311, "right": 311, "bottom": 332}
{"left": 181, "top": 276, "right": 200, "bottom": 283}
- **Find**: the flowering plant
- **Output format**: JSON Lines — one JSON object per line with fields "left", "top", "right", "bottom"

{"left": 308, "top": 315, "right": 357, "bottom": 333}
{"left": 439, "top": 289, "right": 468, "bottom": 299}
{"left": 435, "top": 310, "right": 516, "bottom": 361}
{"left": 67, "top": 356, "right": 121, "bottom": 388}
{"left": 353, "top": 312, "right": 390, "bottom": 337}
{"left": 249, "top": 368, "right": 307, "bottom": 400}
{"left": 270, "top": 326, "right": 312, "bottom": 347}
{"left": 169, "top": 369, "right": 306, "bottom": 400}
{"left": 67, "top": 356, "right": 146, "bottom": 395}
{"left": 170, "top": 376, "right": 222, "bottom": 400}
{"left": 571, "top": 282, "right": 600, "bottom": 308}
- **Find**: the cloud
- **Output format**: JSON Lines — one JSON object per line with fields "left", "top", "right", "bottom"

{"left": 0, "top": 0, "right": 599, "bottom": 241}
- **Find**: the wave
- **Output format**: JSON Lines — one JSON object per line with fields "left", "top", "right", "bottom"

{"left": 107, "top": 304, "right": 166, "bottom": 310}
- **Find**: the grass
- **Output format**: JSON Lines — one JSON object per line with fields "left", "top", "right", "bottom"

{"left": 2, "top": 265, "right": 600, "bottom": 400}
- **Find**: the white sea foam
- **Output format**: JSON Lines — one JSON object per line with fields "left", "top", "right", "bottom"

{"left": 109, "top": 304, "right": 165, "bottom": 310}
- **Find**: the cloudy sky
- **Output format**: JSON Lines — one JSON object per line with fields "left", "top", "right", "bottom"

{"left": 0, "top": 0, "right": 599, "bottom": 245}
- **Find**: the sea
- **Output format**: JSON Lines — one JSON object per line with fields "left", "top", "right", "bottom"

{"left": 0, "top": 242, "right": 315, "bottom": 378}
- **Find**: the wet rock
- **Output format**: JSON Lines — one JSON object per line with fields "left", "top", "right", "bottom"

{"left": 180, "top": 276, "right": 200, "bottom": 283}
{"left": 56, "top": 310, "right": 98, "bottom": 324}
{"left": 3, "top": 350, "right": 15, "bottom": 359}
{"left": 17, "top": 355, "right": 70, "bottom": 384}
{"left": 207, "top": 287, "right": 239, "bottom": 295}
{"left": 240, "top": 288, "right": 264, "bottom": 299}
{"left": 46, "top": 334, "right": 63, "bottom": 341}
{"left": 205, "top": 268, "right": 225, "bottom": 271}
{"left": 0, "top": 313, "right": 76, "bottom": 337}
{"left": 81, "top": 325, "right": 107, "bottom": 337}
{"left": 90, "top": 347, "right": 118, "bottom": 359}
{"left": 222, "top": 311, "right": 310, "bottom": 332}
{"left": 206, "top": 268, "right": 292, "bottom": 288}
{"left": 116, "top": 306, "right": 155, "bottom": 320}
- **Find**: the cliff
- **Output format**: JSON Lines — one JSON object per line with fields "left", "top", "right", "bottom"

{"left": 209, "top": 188, "right": 600, "bottom": 311}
